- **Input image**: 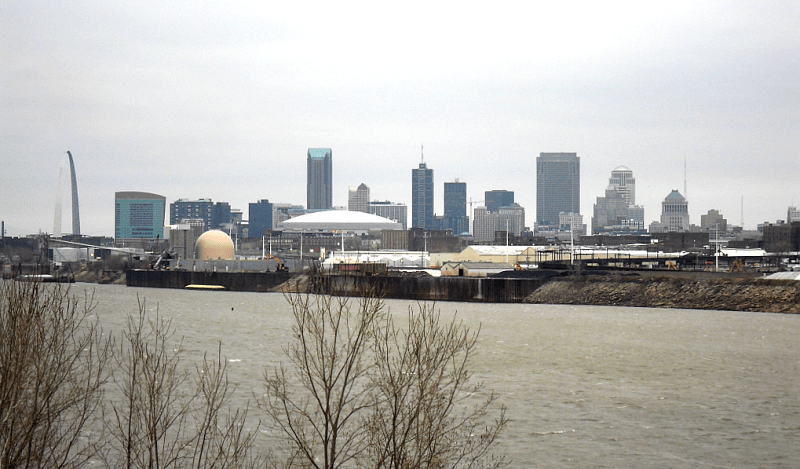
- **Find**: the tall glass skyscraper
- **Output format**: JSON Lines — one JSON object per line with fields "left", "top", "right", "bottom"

{"left": 412, "top": 162, "right": 434, "bottom": 229}
{"left": 307, "top": 148, "right": 332, "bottom": 210}
{"left": 536, "top": 152, "right": 580, "bottom": 227}
{"left": 444, "top": 180, "right": 468, "bottom": 235}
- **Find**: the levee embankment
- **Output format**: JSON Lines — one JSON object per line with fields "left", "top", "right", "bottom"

{"left": 524, "top": 276, "right": 800, "bottom": 313}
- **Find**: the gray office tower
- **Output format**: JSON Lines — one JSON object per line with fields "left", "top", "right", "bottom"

{"left": 307, "top": 148, "right": 332, "bottom": 210}
{"left": 412, "top": 162, "right": 434, "bottom": 229}
{"left": 485, "top": 190, "right": 514, "bottom": 213}
{"left": 537, "top": 152, "right": 580, "bottom": 227}
{"left": 444, "top": 180, "right": 468, "bottom": 235}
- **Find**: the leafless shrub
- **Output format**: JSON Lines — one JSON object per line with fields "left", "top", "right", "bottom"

{"left": 260, "top": 292, "right": 384, "bottom": 468}
{"left": 364, "top": 303, "right": 507, "bottom": 469}
{"left": 261, "top": 291, "right": 507, "bottom": 469}
{"left": 0, "top": 280, "right": 112, "bottom": 468}
{"left": 104, "top": 298, "right": 264, "bottom": 469}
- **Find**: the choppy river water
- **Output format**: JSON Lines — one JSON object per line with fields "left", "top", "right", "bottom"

{"left": 81, "top": 283, "right": 799, "bottom": 468}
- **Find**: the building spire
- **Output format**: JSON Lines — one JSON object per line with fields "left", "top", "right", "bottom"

{"left": 421, "top": 144, "right": 424, "bottom": 164}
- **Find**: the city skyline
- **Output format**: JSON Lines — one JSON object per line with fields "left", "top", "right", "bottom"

{"left": 2, "top": 3, "right": 798, "bottom": 237}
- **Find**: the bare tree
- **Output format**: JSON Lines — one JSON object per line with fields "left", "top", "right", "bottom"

{"left": 0, "top": 280, "right": 112, "bottom": 468}
{"left": 260, "top": 292, "right": 384, "bottom": 468}
{"left": 364, "top": 303, "right": 507, "bottom": 469}
{"left": 105, "top": 299, "right": 264, "bottom": 469}
{"left": 261, "top": 292, "right": 507, "bottom": 469}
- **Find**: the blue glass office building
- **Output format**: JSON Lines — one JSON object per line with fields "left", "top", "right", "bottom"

{"left": 412, "top": 162, "right": 434, "bottom": 229}
{"left": 444, "top": 180, "right": 468, "bottom": 235}
{"left": 115, "top": 192, "right": 166, "bottom": 239}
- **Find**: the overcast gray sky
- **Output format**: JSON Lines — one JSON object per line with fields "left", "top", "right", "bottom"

{"left": 2, "top": 1, "right": 798, "bottom": 238}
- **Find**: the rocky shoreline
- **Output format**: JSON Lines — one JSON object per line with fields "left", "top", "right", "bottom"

{"left": 524, "top": 276, "right": 800, "bottom": 314}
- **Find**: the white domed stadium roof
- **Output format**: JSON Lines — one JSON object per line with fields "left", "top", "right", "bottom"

{"left": 279, "top": 210, "right": 402, "bottom": 233}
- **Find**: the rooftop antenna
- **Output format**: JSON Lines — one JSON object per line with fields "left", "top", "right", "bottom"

{"left": 421, "top": 144, "right": 424, "bottom": 164}
{"left": 683, "top": 156, "right": 687, "bottom": 198}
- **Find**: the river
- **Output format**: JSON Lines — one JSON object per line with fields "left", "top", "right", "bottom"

{"left": 81, "top": 283, "right": 799, "bottom": 468}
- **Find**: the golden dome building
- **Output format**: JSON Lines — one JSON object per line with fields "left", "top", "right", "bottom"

{"left": 194, "top": 230, "right": 235, "bottom": 260}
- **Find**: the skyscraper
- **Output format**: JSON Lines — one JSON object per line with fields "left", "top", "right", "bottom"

{"left": 115, "top": 192, "right": 166, "bottom": 240}
{"left": 307, "top": 148, "right": 333, "bottom": 210}
{"left": 484, "top": 190, "right": 514, "bottom": 213}
{"left": 348, "top": 183, "right": 370, "bottom": 213}
{"left": 249, "top": 199, "right": 273, "bottom": 239}
{"left": 591, "top": 166, "right": 644, "bottom": 234}
{"left": 444, "top": 180, "right": 468, "bottom": 235}
{"left": 536, "top": 152, "right": 580, "bottom": 228}
{"left": 412, "top": 161, "right": 434, "bottom": 229}
{"left": 170, "top": 199, "right": 214, "bottom": 230}
{"left": 609, "top": 166, "right": 635, "bottom": 205}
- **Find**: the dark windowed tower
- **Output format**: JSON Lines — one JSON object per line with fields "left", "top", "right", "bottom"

{"left": 249, "top": 199, "right": 273, "bottom": 239}
{"left": 412, "top": 161, "right": 434, "bottom": 229}
{"left": 485, "top": 190, "right": 514, "bottom": 213}
{"left": 536, "top": 152, "right": 580, "bottom": 227}
{"left": 170, "top": 199, "right": 214, "bottom": 230}
{"left": 307, "top": 148, "right": 332, "bottom": 210}
{"left": 444, "top": 180, "right": 468, "bottom": 235}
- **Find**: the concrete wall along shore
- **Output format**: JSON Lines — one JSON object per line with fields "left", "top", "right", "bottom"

{"left": 127, "top": 269, "right": 292, "bottom": 292}
{"left": 315, "top": 274, "right": 550, "bottom": 303}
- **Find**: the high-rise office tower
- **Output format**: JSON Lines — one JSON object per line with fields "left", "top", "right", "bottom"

{"left": 591, "top": 166, "right": 644, "bottom": 234}
{"left": 537, "top": 152, "right": 580, "bottom": 227}
{"left": 211, "top": 202, "right": 231, "bottom": 231}
{"left": 307, "top": 148, "right": 333, "bottom": 210}
{"left": 609, "top": 166, "right": 635, "bottom": 206}
{"left": 348, "top": 183, "right": 370, "bottom": 213}
{"left": 170, "top": 199, "right": 214, "bottom": 229}
{"left": 116, "top": 192, "right": 166, "bottom": 240}
{"left": 412, "top": 160, "right": 434, "bottom": 229}
{"left": 444, "top": 180, "right": 469, "bottom": 235}
{"left": 249, "top": 199, "right": 274, "bottom": 239}
{"left": 485, "top": 190, "right": 514, "bottom": 213}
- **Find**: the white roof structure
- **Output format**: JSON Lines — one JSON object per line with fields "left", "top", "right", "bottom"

{"left": 765, "top": 272, "right": 800, "bottom": 281}
{"left": 322, "top": 250, "right": 437, "bottom": 273}
{"left": 279, "top": 210, "right": 402, "bottom": 233}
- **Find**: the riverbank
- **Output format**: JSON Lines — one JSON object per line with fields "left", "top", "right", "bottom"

{"left": 524, "top": 276, "right": 800, "bottom": 314}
